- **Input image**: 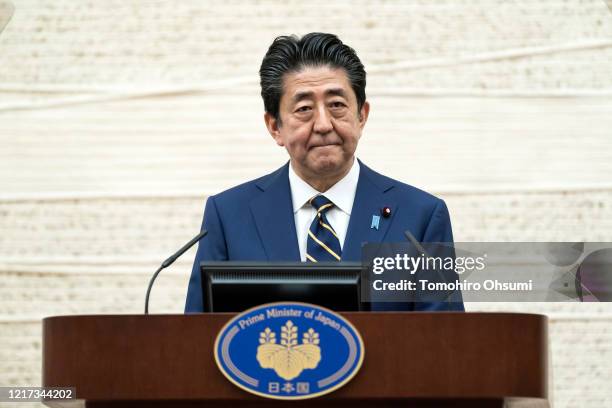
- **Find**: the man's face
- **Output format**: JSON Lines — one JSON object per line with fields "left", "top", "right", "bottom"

{"left": 265, "top": 65, "right": 369, "bottom": 185}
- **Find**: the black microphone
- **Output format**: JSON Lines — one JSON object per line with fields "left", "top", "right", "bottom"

{"left": 404, "top": 230, "right": 453, "bottom": 305}
{"left": 144, "top": 229, "right": 208, "bottom": 314}
{"left": 403, "top": 230, "right": 430, "bottom": 258}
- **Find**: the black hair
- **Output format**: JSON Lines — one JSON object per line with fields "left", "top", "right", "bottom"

{"left": 259, "top": 32, "right": 366, "bottom": 122}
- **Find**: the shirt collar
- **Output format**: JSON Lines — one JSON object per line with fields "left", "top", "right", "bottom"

{"left": 288, "top": 158, "right": 360, "bottom": 215}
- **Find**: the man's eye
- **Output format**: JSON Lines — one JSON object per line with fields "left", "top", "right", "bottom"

{"left": 296, "top": 106, "right": 311, "bottom": 113}
{"left": 330, "top": 101, "right": 346, "bottom": 108}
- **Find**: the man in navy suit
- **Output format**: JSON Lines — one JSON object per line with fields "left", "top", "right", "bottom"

{"left": 185, "top": 33, "right": 464, "bottom": 312}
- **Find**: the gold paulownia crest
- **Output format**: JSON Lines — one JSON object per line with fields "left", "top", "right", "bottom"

{"left": 256, "top": 320, "right": 321, "bottom": 381}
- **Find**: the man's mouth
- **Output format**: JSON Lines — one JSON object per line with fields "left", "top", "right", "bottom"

{"left": 310, "top": 143, "right": 340, "bottom": 149}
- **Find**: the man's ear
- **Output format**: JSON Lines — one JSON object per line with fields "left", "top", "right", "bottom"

{"left": 264, "top": 112, "right": 284, "bottom": 146}
{"left": 358, "top": 101, "right": 370, "bottom": 129}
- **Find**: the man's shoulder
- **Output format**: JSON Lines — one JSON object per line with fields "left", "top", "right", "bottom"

{"left": 359, "top": 162, "right": 443, "bottom": 207}
{"left": 207, "top": 163, "right": 287, "bottom": 207}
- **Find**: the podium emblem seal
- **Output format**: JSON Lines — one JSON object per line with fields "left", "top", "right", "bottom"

{"left": 214, "top": 302, "right": 364, "bottom": 400}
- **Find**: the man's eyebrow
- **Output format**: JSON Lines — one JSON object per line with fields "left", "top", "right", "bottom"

{"left": 292, "top": 91, "right": 314, "bottom": 104}
{"left": 325, "top": 88, "right": 348, "bottom": 98}
{"left": 291, "top": 88, "right": 348, "bottom": 103}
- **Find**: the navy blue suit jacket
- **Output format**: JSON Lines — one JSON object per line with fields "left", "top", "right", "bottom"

{"left": 185, "top": 161, "right": 464, "bottom": 312}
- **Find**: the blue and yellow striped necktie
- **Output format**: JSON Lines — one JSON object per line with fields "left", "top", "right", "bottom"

{"left": 306, "top": 195, "right": 342, "bottom": 262}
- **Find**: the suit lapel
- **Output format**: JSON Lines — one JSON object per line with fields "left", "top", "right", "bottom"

{"left": 249, "top": 163, "right": 301, "bottom": 261}
{"left": 342, "top": 162, "right": 397, "bottom": 261}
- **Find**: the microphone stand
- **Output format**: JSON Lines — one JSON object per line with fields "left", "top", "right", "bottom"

{"left": 144, "top": 230, "right": 208, "bottom": 314}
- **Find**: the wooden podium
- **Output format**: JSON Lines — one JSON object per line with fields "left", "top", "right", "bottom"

{"left": 42, "top": 313, "right": 548, "bottom": 407}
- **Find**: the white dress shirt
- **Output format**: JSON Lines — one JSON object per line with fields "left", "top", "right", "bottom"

{"left": 288, "top": 159, "right": 360, "bottom": 261}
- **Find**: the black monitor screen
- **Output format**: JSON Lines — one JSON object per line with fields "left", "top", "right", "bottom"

{"left": 201, "top": 262, "right": 363, "bottom": 312}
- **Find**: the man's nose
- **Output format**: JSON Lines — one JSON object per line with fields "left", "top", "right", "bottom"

{"left": 313, "top": 106, "right": 333, "bottom": 134}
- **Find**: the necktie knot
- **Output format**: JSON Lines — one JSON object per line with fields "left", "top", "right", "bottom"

{"left": 309, "top": 195, "right": 334, "bottom": 214}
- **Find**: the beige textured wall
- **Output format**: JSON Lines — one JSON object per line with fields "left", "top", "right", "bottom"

{"left": 1, "top": 1, "right": 612, "bottom": 407}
